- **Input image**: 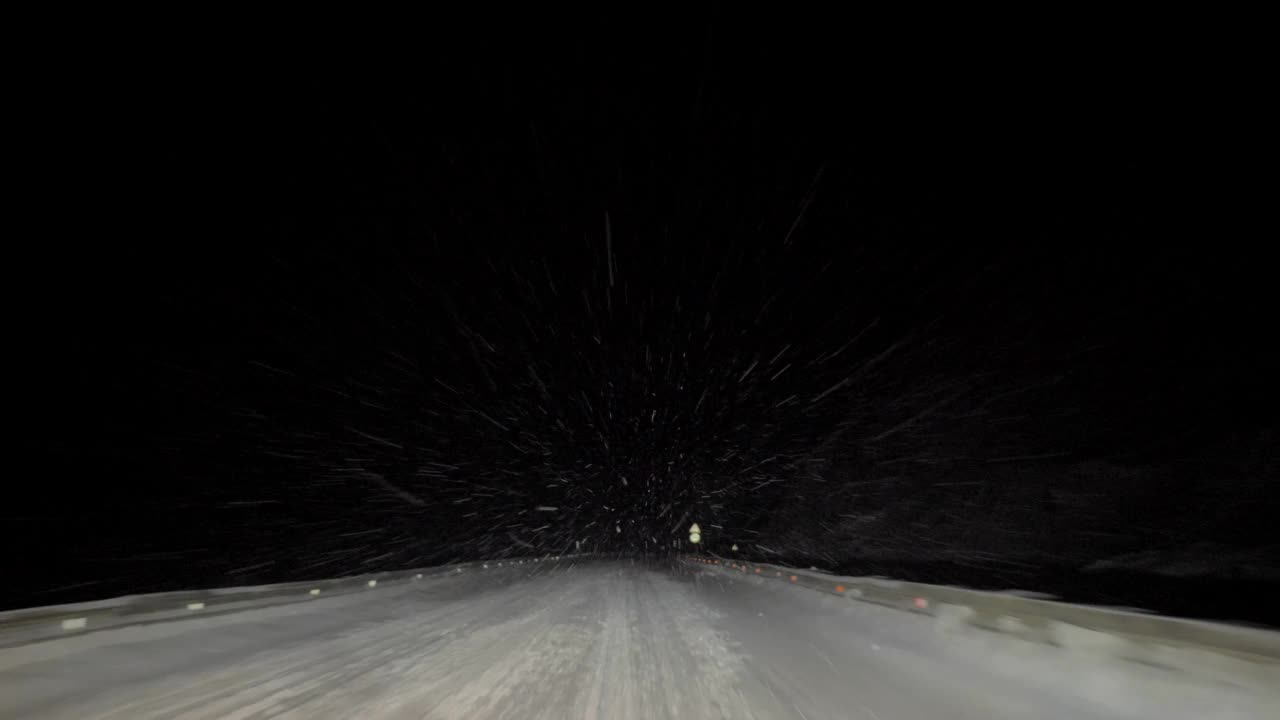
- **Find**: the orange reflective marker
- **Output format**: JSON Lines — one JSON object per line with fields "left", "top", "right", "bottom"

{"left": 835, "top": 584, "right": 845, "bottom": 593}
{"left": 790, "top": 575, "right": 797, "bottom": 582}
{"left": 755, "top": 568, "right": 761, "bottom": 574}
{"left": 914, "top": 597, "right": 928, "bottom": 609}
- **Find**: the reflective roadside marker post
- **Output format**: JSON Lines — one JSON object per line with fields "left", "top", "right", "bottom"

{"left": 731, "top": 543, "right": 738, "bottom": 552}
{"left": 689, "top": 522, "right": 701, "bottom": 544}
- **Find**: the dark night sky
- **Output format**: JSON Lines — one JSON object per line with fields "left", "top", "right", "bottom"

{"left": 8, "top": 22, "right": 1276, "bottom": 612}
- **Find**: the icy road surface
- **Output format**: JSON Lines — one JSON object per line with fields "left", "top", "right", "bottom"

{"left": 1, "top": 560, "right": 1266, "bottom": 719}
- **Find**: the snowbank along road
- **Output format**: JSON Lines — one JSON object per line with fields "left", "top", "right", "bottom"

{"left": 1, "top": 559, "right": 1273, "bottom": 719}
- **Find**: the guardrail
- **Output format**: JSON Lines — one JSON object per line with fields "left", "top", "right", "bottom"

{"left": 0, "top": 554, "right": 596, "bottom": 649}
{"left": 682, "top": 555, "right": 1280, "bottom": 691}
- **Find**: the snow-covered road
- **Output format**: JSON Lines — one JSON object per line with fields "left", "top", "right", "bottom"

{"left": 1, "top": 560, "right": 1268, "bottom": 719}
